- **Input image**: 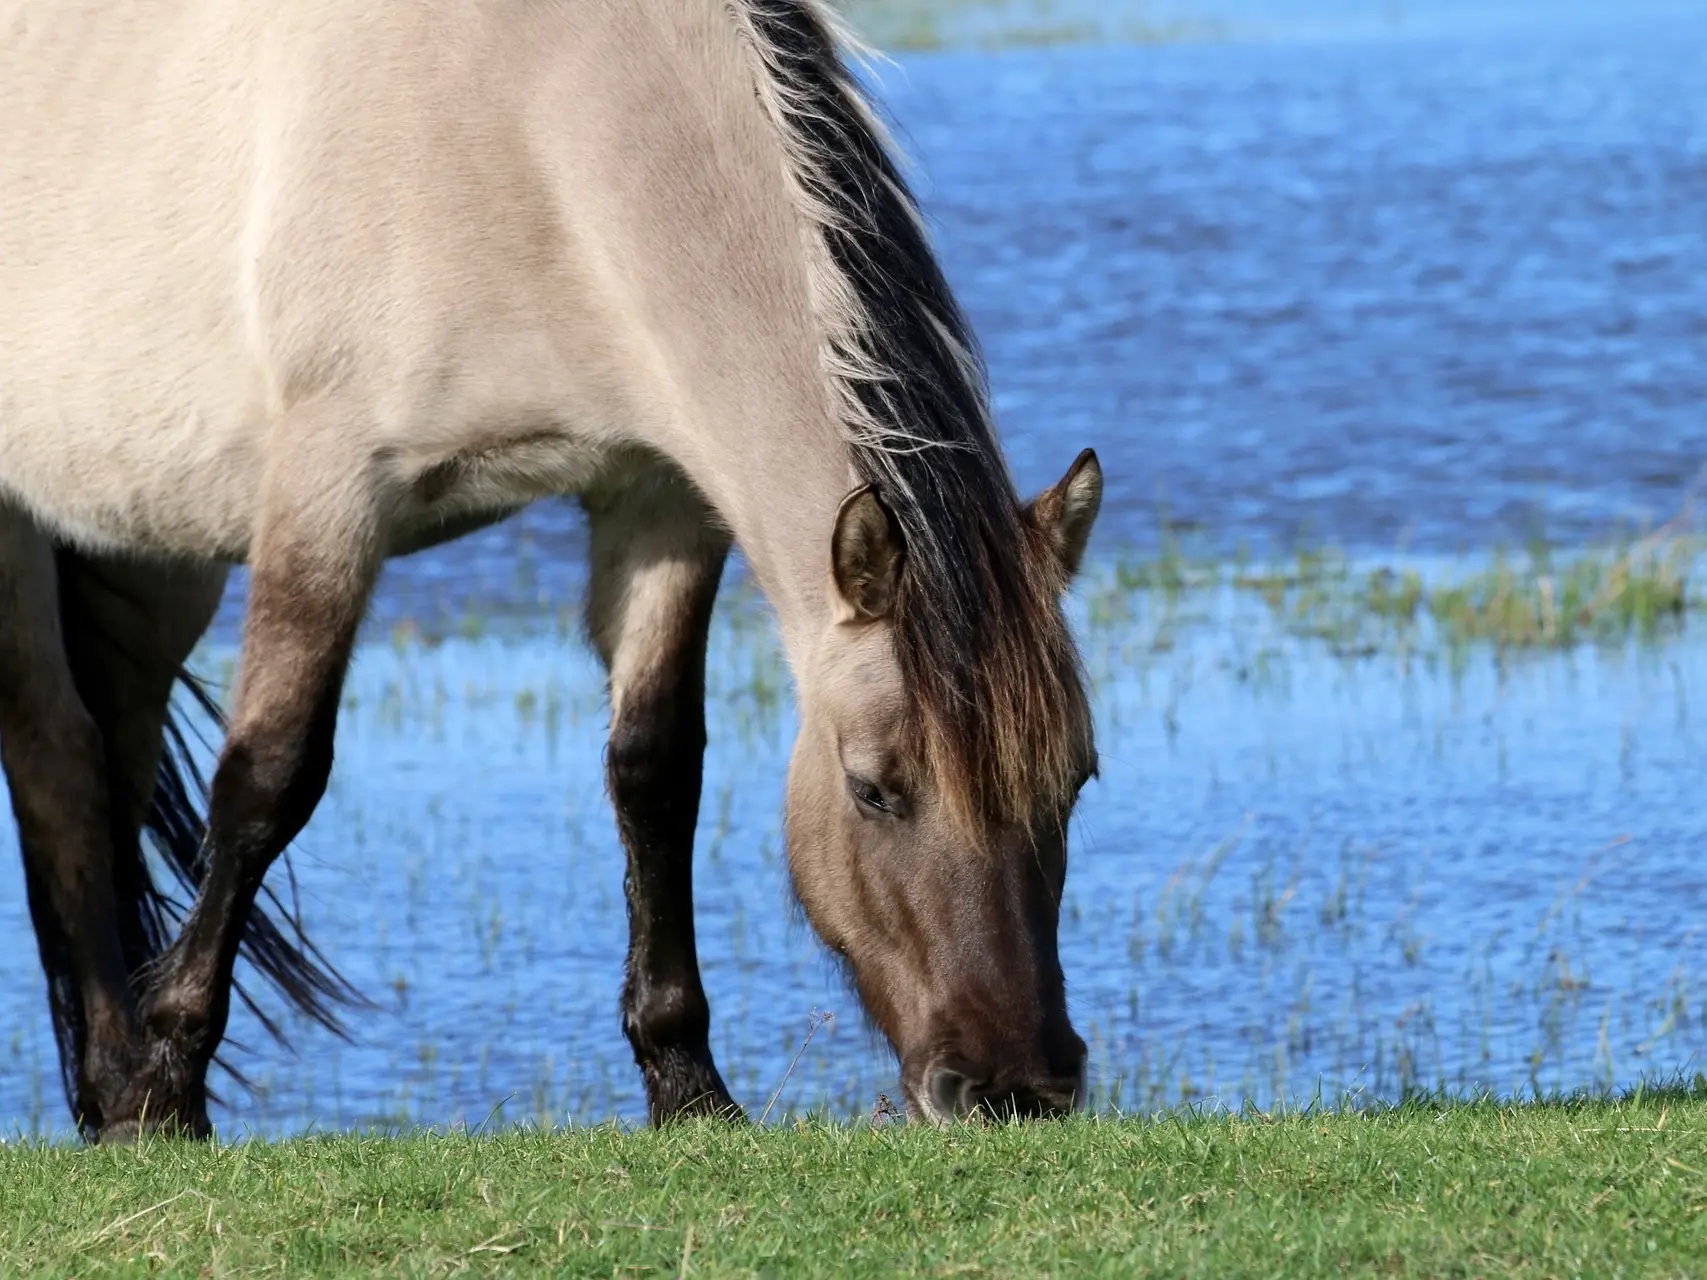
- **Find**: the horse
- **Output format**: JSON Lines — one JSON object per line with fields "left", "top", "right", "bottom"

{"left": 0, "top": 0, "right": 1104, "bottom": 1141}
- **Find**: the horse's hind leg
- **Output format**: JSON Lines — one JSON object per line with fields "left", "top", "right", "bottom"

{"left": 0, "top": 505, "right": 137, "bottom": 1136}
{"left": 55, "top": 554, "right": 228, "bottom": 997}
{"left": 585, "top": 465, "right": 740, "bottom": 1123}
{"left": 107, "top": 425, "right": 383, "bottom": 1135}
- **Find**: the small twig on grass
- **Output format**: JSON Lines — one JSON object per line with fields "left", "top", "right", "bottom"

{"left": 467, "top": 1234, "right": 525, "bottom": 1256}
{"left": 83, "top": 1189, "right": 210, "bottom": 1246}
{"left": 760, "top": 1009, "right": 834, "bottom": 1125}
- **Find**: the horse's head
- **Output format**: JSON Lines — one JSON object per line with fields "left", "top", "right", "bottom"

{"left": 786, "top": 449, "right": 1103, "bottom": 1122}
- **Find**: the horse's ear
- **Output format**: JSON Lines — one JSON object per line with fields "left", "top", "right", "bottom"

{"left": 1028, "top": 448, "right": 1103, "bottom": 582}
{"left": 831, "top": 486, "right": 904, "bottom": 622}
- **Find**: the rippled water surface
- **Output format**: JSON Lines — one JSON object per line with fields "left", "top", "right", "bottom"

{"left": 4, "top": 3, "right": 1706, "bottom": 1134}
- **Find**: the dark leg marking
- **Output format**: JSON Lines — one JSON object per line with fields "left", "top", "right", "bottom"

{"left": 586, "top": 470, "right": 740, "bottom": 1123}
{"left": 0, "top": 514, "right": 135, "bottom": 1138}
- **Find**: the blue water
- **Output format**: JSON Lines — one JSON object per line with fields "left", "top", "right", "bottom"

{"left": 919, "top": 18, "right": 1707, "bottom": 549}
{"left": 4, "top": 3, "right": 1706, "bottom": 1135}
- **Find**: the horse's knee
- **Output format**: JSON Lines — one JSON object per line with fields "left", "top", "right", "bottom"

{"left": 606, "top": 706, "right": 705, "bottom": 813}
{"left": 207, "top": 717, "right": 336, "bottom": 874}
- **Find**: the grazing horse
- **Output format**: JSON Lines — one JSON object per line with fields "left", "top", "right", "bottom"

{"left": 0, "top": 0, "right": 1104, "bottom": 1139}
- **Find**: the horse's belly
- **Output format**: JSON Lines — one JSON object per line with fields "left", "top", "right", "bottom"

{"left": 0, "top": 396, "right": 266, "bottom": 561}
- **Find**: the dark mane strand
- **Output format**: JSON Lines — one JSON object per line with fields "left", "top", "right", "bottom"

{"left": 732, "top": 0, "right": 1091, "bottom": 833}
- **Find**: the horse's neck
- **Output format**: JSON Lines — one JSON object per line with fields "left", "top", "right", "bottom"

{"left": 666, "top": 404, "right": 851, "bottom": 666}
{"left": 552, "top": 1, "right": 860, "bottom": 666}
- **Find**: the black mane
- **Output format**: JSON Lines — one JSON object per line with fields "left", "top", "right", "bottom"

{"left": 735, "top": 0, "right": 1091, "bottom": 831}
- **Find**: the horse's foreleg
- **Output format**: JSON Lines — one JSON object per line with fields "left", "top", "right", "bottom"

{"left": 586, "top": 468, "right": 739, "bottom": 1123}
{"left": 0, "top": 507, "right": 136, "bottom": 1137}
{"left": 109, "top": 448, "right": 381, "bottom": 1138}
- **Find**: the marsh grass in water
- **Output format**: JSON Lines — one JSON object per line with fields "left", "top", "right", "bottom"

{"left": 833, "top": 0, "right": 1218, "bottom": 51}
{"left": 1081, "top": 527, "right": 1700, "bottom": 660}
{"left": 3, "top": 1086, "right": 1705, "bottom": 1277}
{"left": 370, "top": 526, "right": 1702, "bottom": 677}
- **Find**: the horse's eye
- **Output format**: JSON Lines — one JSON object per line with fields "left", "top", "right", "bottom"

{"left": 1073, "top": 757, "right": 1100, "bottom": 795}
{"left": 847, "top": 776, "right": 892, "bottom": 816}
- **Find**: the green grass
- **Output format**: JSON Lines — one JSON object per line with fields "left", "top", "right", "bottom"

{"left": 5, "top": 1089, "right": 1706, "bottom": 1276}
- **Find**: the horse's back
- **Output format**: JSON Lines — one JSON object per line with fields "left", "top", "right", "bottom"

{"left": 0, "top": 0, "right": 650, "bottom": 559}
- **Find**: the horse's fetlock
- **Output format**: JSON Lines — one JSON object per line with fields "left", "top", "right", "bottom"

{"left": 140, "top": 976, "right": 214, "bottom": 1048}
{"left": 640, "top": 1049, "right": 743, "bottom": 1125}
{"left": 623, "top": 983, "right": 711, "bottom": 1056}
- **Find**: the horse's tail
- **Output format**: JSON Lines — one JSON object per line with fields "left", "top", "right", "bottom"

{"left": 142, "top": 667, "right": 360, "bottom": 1047}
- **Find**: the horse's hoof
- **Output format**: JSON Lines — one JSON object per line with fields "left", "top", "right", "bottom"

{"left": 93, "top": 1119, "right": 144, "bottom": 1147}
{"left": 93, "top": 1103, "right": 212, "bottom": 1145}
{"left": 93, "top": 1120, "right": 132, "bottom": 1147}
{"left": 664, "top": 1093, "right": 747, "bottom": 1125}
{"left": 643, "top": 1051, "right": 745, "bottom": 1125}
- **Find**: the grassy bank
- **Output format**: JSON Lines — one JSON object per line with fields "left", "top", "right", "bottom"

{"left": 5, "top": 1089, "right": 1704, "bottom": 1276}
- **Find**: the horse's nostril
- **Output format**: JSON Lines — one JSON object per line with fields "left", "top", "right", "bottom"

{"left": 926, "top": 1065, "right": 975, "bottom": 1121}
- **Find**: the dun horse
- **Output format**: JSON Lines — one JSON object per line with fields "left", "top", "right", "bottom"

{"left": 0, "top": 0, "right": 1103, "bottom": 1140}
